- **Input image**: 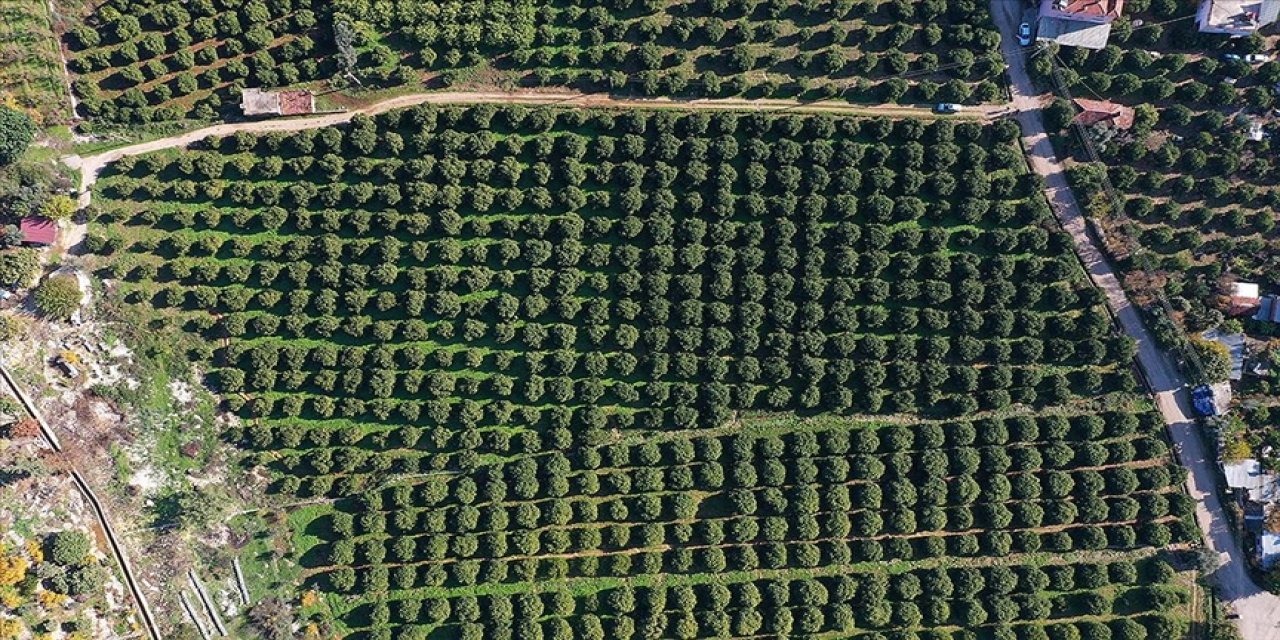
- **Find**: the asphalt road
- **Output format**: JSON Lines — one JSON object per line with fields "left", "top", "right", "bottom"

{"left": 989, "top": 1, "right": 1280, "bottom": 636}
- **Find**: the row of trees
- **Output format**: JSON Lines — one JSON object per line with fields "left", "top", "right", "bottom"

{"left": 101, "top": 107, "right": 1123, "bottom": 433}
{"left": 320, "top": 518, "right": 1194, "bottom": 593}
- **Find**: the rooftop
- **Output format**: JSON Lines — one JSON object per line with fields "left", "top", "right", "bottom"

{"left": 279, "top": 90, "right": 315, "bottom": 116}
{"left": 1042, "top": 0, "right": 1125, "bottom": 22}
{"left": 240, "top": 88, "right": 315, "bottom": 117}
{"left": 19, "top": 216, "right": 57, "bottom": 246}
{"left": 1037, "top": 16, "right": 1114, "bottom": 49}
{"left": 1235, "top": 282, "right": 1261, "bottom": 299}
{"left": 1223, "top": 458, "right": 1279, "bottom": 501}
{"left": 1072, "top": 98, "right": 1135, "bottom": 129}
{"left": 1261, "top": 530, "right": 1280, "bottom": 569}
{"left": 1198, "top": 0, "right": 1280, "bottom": 34}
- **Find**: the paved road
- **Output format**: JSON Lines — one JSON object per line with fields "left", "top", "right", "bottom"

{"left": 989, "top": 1, "right": 1280, "bottom": 636}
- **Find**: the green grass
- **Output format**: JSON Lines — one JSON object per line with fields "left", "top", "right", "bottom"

{"left": 0, "top": 0, "right": 69, "bottom": 123}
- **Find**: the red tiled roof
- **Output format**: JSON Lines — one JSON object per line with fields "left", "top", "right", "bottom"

{"left": 1073, "top": 98, "right": 1135, "bottom": 129}
{"left": 20, "top": 216, "right": 56, "bottom": 245}
{"left": 278, "top": 91, "right": 314, "bottom": 116}
{"left": 1058, "top": 0, "right": 1124, "bottom": 18}
{"left": 1230, "top": 296, "right": 1263, "bottom": 316}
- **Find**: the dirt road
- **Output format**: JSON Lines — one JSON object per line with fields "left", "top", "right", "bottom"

{"left": 990, "top": 1, "right": 1280, "bottom": 636}
{"left": 62, "top": 90, "right": 999, "bottom": 205}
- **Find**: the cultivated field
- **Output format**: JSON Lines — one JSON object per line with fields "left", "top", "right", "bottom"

{"left": 84, "top": 106, "right": 1200, "bottom": 637}
{"left": 65, "top": 0, "right": 1006, "bottom": 124}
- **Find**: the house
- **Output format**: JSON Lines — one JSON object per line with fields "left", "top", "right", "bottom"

{"left": 1229, "top": 281, "right": 1262, "bottom": 316}
{"left": 1197, "top": 0, "right": 1280, "bottom": 35}
{"left": 1072, "top": 99, "right": 1136, "bottom": 129}
{"left": 19, "top": 216, "right": 57, "bottom": 246}
{"left": 1261, "top": 530, "right": 1280, "bottom": 569}
{"left": 1223, "top": 458, "right": 1280, "bottom": 502}
{"left": 239, "top": 88, "right": 316, "bottom": 117}
{"left": 1038, "top": 0, "right": 1125, "bottom": 49}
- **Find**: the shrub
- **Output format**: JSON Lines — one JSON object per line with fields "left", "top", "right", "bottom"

{"left": 34, "top": 276, "right": 82, "bottom": 320}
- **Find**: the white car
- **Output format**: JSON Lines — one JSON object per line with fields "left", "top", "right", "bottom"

{"left": 1247, "top": 53, "right": 1273, "bottom": 63}
{"left": 1018, "top": 22, "right": 1033, "bottom": 46}
{"left": 935, "top": 103, "right": 964, "bottom": 114}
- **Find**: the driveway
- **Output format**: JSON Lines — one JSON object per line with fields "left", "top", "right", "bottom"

{"left": 989, "top": 0, "right": 1280, "bottom": 636}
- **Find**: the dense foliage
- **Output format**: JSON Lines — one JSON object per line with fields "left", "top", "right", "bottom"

{"left": 0, "top": 106, "right": 35, "bottom": 166}
{"left": 91, "top": 106, "right": 1193, "bottom": 637}
{"left": 33, "top": 275, "right": 81, "bottom": 320}
{"left": 67, "top": 0, "right": 1004, "bottom": 123}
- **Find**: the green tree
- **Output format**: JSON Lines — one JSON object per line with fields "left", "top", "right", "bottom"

{"left": 0, "top": 106, "right": 35, "bottom": 165}
{"left": 33, "top": 276, "right": 81, "bottom": 320}
{"left": 47, "top": 530, "right": 92, "bottom": 566}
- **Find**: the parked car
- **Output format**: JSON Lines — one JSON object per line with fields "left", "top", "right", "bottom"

{"left": 1247, "top": 53, "right": 1273, "bottom": 63}
{"left": 1222, "top": 53, "right": 1243, "bottom": 61}
{"left": 935, "top": 103, "right": 963, "bottom": 114}
{"left": 1018, "top": 22, "right": 1033, "bottom": 46}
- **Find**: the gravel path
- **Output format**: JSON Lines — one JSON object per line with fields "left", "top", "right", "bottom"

{"left": 989, "top": 1, "right": 1280, "bottom": 636}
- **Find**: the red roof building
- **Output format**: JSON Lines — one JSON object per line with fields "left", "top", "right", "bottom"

{"left": 1043, "top": 0, "right": 1125, "bottom": 22}
{"left": 19, "top": 217, "right": 57, "bottom": 246}
{"left": 240, "top": 88, "right": 316, "bottom": 117}
{"left": 1072, "top": 98, "right": 1135, "bottom": 130}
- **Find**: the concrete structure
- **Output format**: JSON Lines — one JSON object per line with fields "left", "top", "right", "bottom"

{"left": 1198, "top": 0, "right": 1280, "bottom": 35}
{"left": 1038, "top": 0, "right": 1124, "bottom": 49}
{"left": 1224, "top": 458, "right": 1280, "bottom": 502}
{"left": 239, "top": 88, "right": 316, "bottom": 117}
{"left": 19, "top": 216, "right": 56, "bottom": 246}
{"left": 1072, "top": 98, "right": 1135, "bottom": 129}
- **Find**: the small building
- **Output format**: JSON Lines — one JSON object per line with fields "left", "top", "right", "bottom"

{"left": 19, "top": 216, "right": 57, "bottom": 246}
{"left": 1223, "top": 458, "right": 1279, "bottom": 502}
{"left": 239, "top": 88, "right": 316, "bottom": 117}
{"left": 1260, "top": 530, "right": 1280, "bottom": 569}
{"left": 1229, "top": 281, "right": 1262, "bottom": 316}
{"left": 1038, "top": 0, "right": 1125, "bottom": 49}
{"left": 1072, "top": 98, "right": 1135, "bottom": 129}
{"left": 1197, "top": 0, "right": 1280, "bottom": 35}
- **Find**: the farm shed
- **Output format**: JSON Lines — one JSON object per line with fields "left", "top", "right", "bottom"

{"left": 1072, "top": 99, "right": 1135, "bottom": 129}
{"left": 240, "top": 88, "right": 316, "bottom": 117}
{"left": 19, "top": 216, "right": 57, "bottom": 246}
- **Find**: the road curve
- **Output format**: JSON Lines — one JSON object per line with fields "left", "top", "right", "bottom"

{"left": 989, "top": 1, "right": 1280, "bottom": 637}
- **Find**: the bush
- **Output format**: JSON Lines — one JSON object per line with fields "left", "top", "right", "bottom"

{"left": 47, "top": 530, "right": 92, "bottom": 566}
{"left": 34, "top": 275, "right": 82, "bottom": 320}
{"left": 0, "top": 106, "right": 35, "bottom": 165}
